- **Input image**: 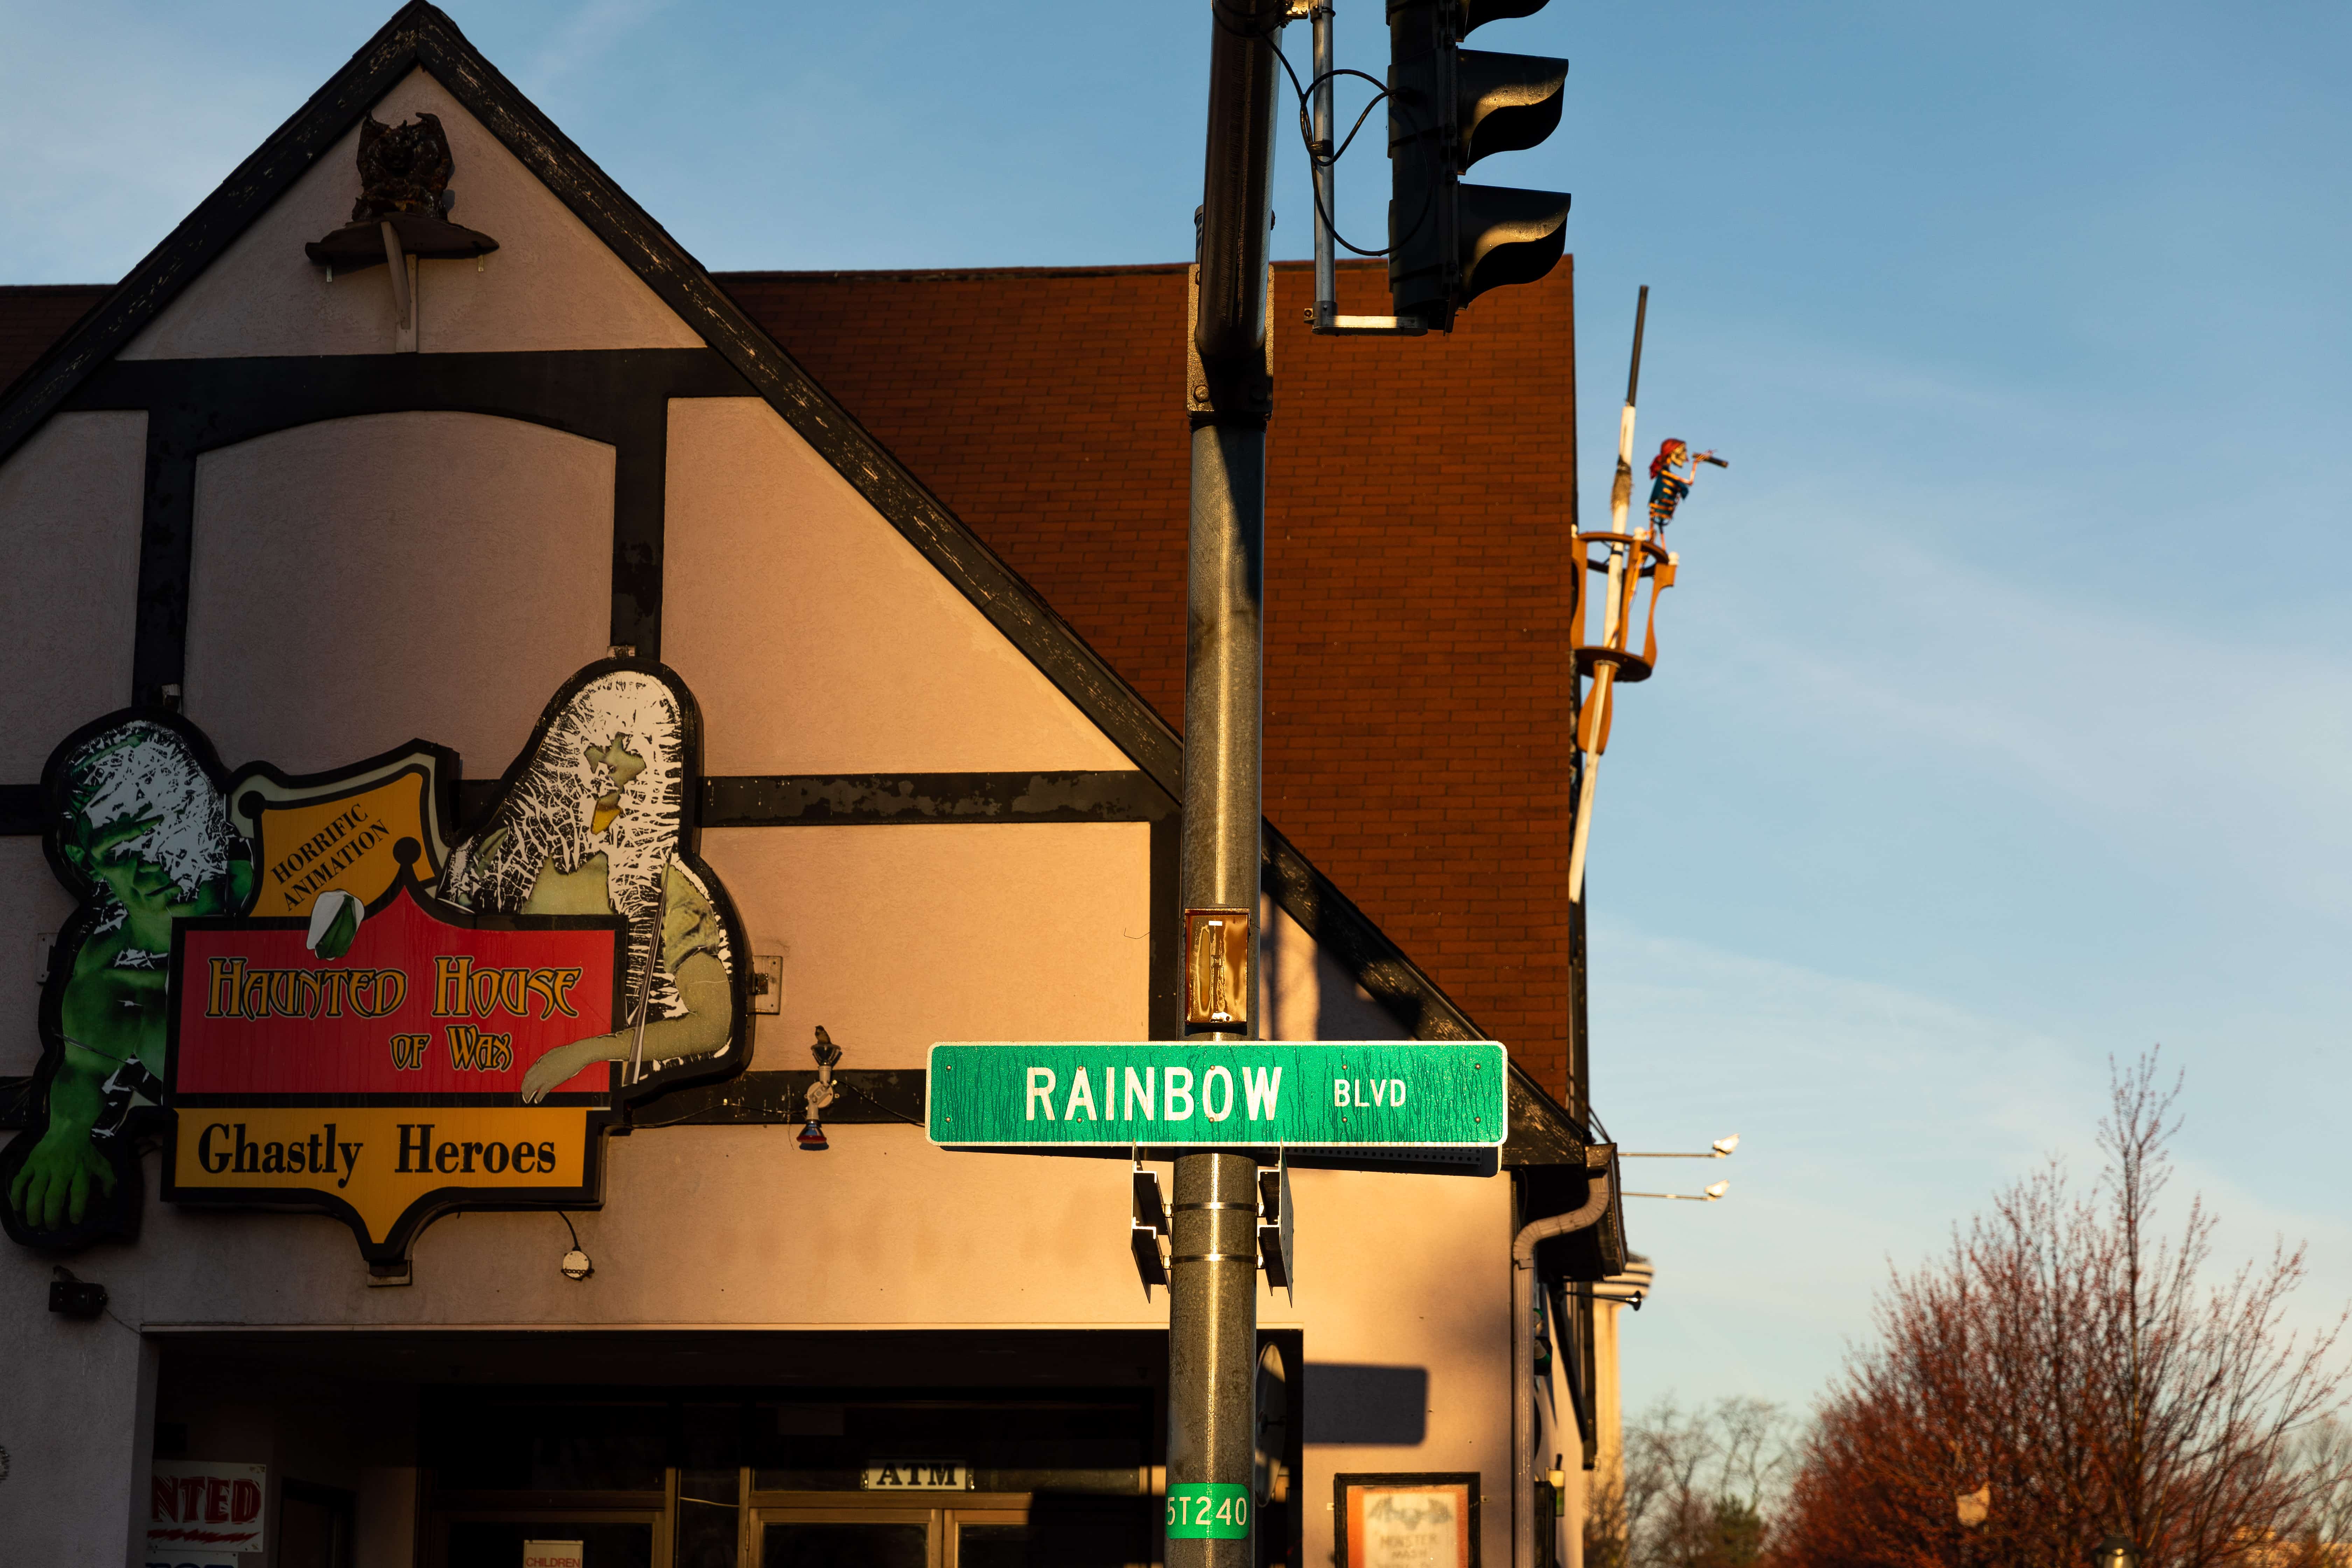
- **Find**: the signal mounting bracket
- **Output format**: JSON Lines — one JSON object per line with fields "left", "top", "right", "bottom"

{"left": 1305, "top": 307, "right": 1429, "bottom": 336}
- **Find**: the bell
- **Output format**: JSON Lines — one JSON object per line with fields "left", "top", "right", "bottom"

{"left": 797, "top": 1118, "right": 829, "bottom": 1152}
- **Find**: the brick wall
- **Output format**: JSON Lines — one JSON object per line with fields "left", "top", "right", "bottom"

{"left": 0, "top": 285, "right": 107, "bottom": 400}
{"left": 721, "top": 259, "right": 1580, "bottom": 1096}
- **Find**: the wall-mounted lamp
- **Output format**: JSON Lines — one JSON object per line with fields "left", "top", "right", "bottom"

{"left": 1622, "top": 1133, "right": 1740, "bottom": 1158}
{"left": 799, "top": 1027, "right": 841, "bottom": 1151}
{"left": 555, "top": 1211, "right": 592, "bottom": 1281}
{"left": 1626, "top": 1180, "right": 1730, "bottom": 1202}
{"left": 1590, "top": 1255, "right": 1656, "bottom": 1310}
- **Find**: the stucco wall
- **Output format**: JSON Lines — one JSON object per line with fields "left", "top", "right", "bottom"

{"left": 121, "top": 69, "right": 704, "bottom": 360}
{"left": 1260, "top": 894, "right": 1412, "bottom": 1043}
{"left": 182, "top": 411, "right": 615, "bottom": 776}
{"left": 0, "top": 1129, "right": 1512, "bottom": 1568}
{"left": 0, "top": 840, "right": 73, "bottom": 1079}
{"left": 1288, "top": 1161, "right": 1514, "bottom": 1568}
{"left": 705, "top": 822, "right": 1150, "bottom": 1071}
{"left": 0, "top": 411, "right": 145, "bottom": 780}
{"left": 662, "top": 397, "right": 1133, "bottom": 775}
{"left": 0, "top": 1275, "right": 156, "bottom": 1567}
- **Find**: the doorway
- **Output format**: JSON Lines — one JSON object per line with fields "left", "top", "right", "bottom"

{"left": 748, "top": 1493, "right": 1029, "bottom": 1568}
{"left": 418, "top": 1380, "right": 1158, "bottom": 1568}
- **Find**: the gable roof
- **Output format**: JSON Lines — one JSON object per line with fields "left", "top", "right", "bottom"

{"left": 0, "top": 286, "right": 106, "bottom": 400}
{"left": 0, "top": 8, "right": 1547, "bottom": 1102}
{"left": 720, "top": 260, "right": 1583, "bottom": 1097}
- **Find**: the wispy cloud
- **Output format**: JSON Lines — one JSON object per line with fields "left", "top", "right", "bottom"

{"left": 1598, "top": 920, "right": 2091, "bottom": 1411}
{"left": 1700, "top": 521, "right": 2352, "bottom": 916}
{"left": 522, "top": 0, "right": 677, "bottom": 92}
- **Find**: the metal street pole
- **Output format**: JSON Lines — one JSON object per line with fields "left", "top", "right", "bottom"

{"left": 1310, "top": 2, "right": 1335, "bottom": 332}
{"left": 1173, "top": 1, "right": 1280, "bottom": 1564}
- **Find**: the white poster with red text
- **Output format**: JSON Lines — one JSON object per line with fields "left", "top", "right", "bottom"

{"left": 148, "top": 1461, "right": 267, "bottom": 1560}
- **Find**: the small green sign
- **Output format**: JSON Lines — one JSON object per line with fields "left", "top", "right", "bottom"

{"left": 1166, "top": 1483, "right": 1252, "bottom": 1540}
{"left": 926, "top": 1042, "right": 1506, "bottom": 1148}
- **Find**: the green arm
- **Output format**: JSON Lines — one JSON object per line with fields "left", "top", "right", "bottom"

{"left": 7, "top": 1041, "right": 120, "bottom": 1231}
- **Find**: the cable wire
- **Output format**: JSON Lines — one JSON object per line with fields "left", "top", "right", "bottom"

{"left": 1270, "top": 37, "right": 1432, "bottom": 257}
{"left": 842, "top": 1079, "right": 925, "bottom": 1128}
{"left": 1209, "top": 1, "right": 1438, "bottom": 259}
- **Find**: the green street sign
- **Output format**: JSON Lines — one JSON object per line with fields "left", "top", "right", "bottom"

{"left": 926, "top": 1042, "right": 1506, "bottom": 1148}
{"left": 1165, "top": 1483, "right": 1252, "bottom": 1540}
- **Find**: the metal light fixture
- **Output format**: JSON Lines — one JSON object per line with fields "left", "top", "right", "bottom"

{"left": 555, "top": 1211, "right": 592, "bottom": 1281}
{"left": 1625, "top": 1181, "right": 1729, "bottom": 1202}
{"left": 1623, "top": 1133, "right": 1741, "bottom": 1158}
{"left": 2094, "top": 1536, "right": 2139, "bottom": 1568}
{"left": 1590, "top": 1255, "right": 1656, "bottom": 1309}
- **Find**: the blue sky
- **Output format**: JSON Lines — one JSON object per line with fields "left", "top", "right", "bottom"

{"left": 6, "top": 0, "right": 2349, "bottom": 1423}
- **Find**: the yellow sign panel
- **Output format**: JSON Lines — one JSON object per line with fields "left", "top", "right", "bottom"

{"left": 170, "top": 1106, "right": 593, "bottom": 1244}
{"left": 245, "top": 770, "right": 438, "bottom": 918}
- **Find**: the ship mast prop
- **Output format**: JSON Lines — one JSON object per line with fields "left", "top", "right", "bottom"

{"left": 1568, "top": 288, "right": 1724, "bottom": 902}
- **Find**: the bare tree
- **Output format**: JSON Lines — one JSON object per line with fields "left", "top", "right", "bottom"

{"left": 1612, "top": 1396, "right": 1794, "bottom": 1568}
{"left": 1587, "top": 1472, "right": 1631, "bottom": 1568}
{"left": 2277, "top": 1419, "right": 2352, "bottom": 1567}
{"left": 1777, "top": 1052, "right": 2352, "bottom": 1568}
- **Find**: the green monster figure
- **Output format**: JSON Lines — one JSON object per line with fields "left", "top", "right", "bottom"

{"left": 5, "top": 717, "right": 254, "bottom": 1240}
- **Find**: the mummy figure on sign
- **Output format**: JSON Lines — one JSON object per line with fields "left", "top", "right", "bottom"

{"left": 439, "top": 666, "right": 736, "bottom": 1103}
{"left": 1645, "top": 438, "right": 1728, "bottom": 543}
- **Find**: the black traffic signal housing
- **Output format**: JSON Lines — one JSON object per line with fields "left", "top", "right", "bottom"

{"left": 1387, "top": 0, "right": 1570, "bottom": 330}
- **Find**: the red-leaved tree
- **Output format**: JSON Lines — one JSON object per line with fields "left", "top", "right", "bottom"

{"left": 1775, "top": 1053, "right": 2351, "bottom": 1568}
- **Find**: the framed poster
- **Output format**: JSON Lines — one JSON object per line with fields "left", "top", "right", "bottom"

{"left": 1335, "top": 1473, "right": 1479, "bottom": 1568}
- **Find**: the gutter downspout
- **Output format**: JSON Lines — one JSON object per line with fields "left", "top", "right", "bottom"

{"left": 1514, "top": 1148, "right": 1615, "bottom": 1568}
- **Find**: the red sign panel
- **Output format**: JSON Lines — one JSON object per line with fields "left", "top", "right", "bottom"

{"left": 173, "top": 888, "right": 624, "bottom": 1099}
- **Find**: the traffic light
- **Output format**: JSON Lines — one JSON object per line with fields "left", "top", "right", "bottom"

{"left": 1387, "top": 0, "right": 1570, "bottom": 330}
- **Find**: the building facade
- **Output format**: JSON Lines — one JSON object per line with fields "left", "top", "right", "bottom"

{"left": 0, "top": 7, "right": 1622, "bottom": 1567}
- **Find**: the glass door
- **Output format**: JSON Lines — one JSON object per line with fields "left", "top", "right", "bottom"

{"left": 942, "top": 1507, "right": 1030, "bottom": 1568}
{"left": 745, "top": 1498, "right": 1034, "bottom": 1568}
{"left": 433, "top": 1508, "right": 666, "bottom": 1568}
{"left": 749, "top": 1503, "right": 937, "bottom": 1568}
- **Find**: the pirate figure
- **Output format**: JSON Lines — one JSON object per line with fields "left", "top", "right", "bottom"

{"left": 1646, "top": 438, "right": 1726, "bottom": 542}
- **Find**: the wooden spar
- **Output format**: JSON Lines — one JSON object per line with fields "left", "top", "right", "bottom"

{"left": 379, "top": 220, "right": 410, "bottom": 330}
{"left": 1570, "top": 286, "right": 1649, "bottom": 903}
